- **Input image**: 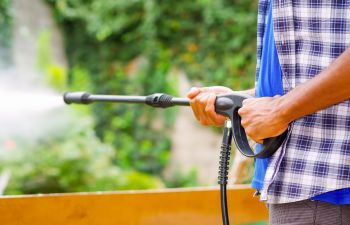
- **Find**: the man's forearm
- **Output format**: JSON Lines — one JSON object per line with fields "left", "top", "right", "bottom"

{"left": 277, "top": 47, "right": 350, "bottom": 124}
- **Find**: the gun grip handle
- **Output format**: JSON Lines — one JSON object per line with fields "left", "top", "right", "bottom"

{"left": 215, "top": 93, "right": 287, "bottom": 158}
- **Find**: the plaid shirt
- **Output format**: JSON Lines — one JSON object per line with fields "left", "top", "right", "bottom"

{"left": 256, "top": 0, "right": 350, "bottom": 203}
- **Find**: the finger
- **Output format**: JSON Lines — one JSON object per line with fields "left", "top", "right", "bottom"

{"left": 245, "top": 129, "right": 262, "bottom": 144}
{"left": 187, "top": 87, "right": 201, "bottom": 99}
{"left": 190, "top": 99, "right": 201, "bottom": 121}
{"left": 198, "top": 87, "right": 211, "bottom": 93}
{"left": 206, "top": 93, "right": 216, "bottom": 110}
{"left": 198, "top": 94, "right": 215, "bottom": 125}
{"left": 191, "top": 92, "right": 210, "bottom": 122}
{"left": 205, "top": 94, "right": 225, "bottom": 126}
{"left": 242, "top": 98, "right": 254, "bottom": 105}
{"left": 205, "top": 94, "right": 216, "bottom": 121}
{"left": 237, "top": 107, "right": 246, "bottom": 117}
{"left": 199, "top": 117, "right": 210, "bottom": 126}
{"left": 255, "top": 139, "right": 263, "bottom": 144}
{"left": 244, "top": 128, "right": 258, "bottom": 144}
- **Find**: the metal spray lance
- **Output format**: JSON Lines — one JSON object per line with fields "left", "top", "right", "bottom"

{"left": 63, "top": 92, "right": 287, "bottom": 225}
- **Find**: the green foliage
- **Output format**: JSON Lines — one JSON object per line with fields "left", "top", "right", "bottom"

{"left": 164, "top": 168, "right": 199, "bottom": 188}
{"left": 242, "top": 222, "right": 268, "bottom": 225}
{"left": 48, "top": 0, "right": 257, "bottom": 89}
{"left": 0, "top": 0, "right": 12, "bottom": 67}
{"left": 0, "top": 0, "right": 258, "bottom": 194}
{"left": 45, "top": 0, "right": 257, "bottom": 184}
{"left": 0, "top": 0, "right": 12, "bottom": 48}
{"left": 36, "top": 30, "right": 67, "bottom": 90}
{"left": 0, "top": 0, "right": 257, "bottom": 197}
{"left": 0, "top": 116, "right": 163, "bottom": 195}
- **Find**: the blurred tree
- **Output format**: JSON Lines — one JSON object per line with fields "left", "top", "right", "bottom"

{"left": 37, "top": 30, "right": 68, "bottom": 90}
{"left": 0, "top": 115, "right": 164, "bottom": 195}
{"left": 0, "top": 0, "right": 12, "bottom": 67}
{"left": 0, "top": 0, "right": 12, "bottom": 48}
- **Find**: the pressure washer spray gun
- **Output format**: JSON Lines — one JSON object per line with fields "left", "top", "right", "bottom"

{"left": 63, "top": 92, "right": 287, "bottom": 225}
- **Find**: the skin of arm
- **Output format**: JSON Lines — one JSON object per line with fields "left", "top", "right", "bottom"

{"left": 238, "top": 47, "right": 350, "bottom": 143}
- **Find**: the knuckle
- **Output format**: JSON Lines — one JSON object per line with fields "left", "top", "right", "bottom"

{"left": 199, "top": 97, "right": 207, "bottom": 105}
{"left": 238, "top": 107, "right": 245, "bottom": 115}
{"left": 205, "top": 106, "right": 213, "bottom": 113}
{"left": 190, "top": 104, "right": 197, "bottom": 111}
{"left": 216, "top": 117, "right": 225, "bottom": 126}
{"left": 245, "top": 128, "right": 253, "bottom": 136}
{"left": 201, "top": 120, "right": 209, "bottom": 126}
{"left": 240, "top": 118, "right": 249, "bottom": 126}
{"left": 193, "top": 114, "right": 200, "bottom": 121}
{"left": 194, "top": 114, "right": 200, "bottom": 121}
{"left": 192, "top": 98, "right": 200, "bottom": 106}
{"left": 199, "top": 87, "right": 206, "bottom": 92}
{"left": 242, "top": 99, "right": 251, "bottom": 105}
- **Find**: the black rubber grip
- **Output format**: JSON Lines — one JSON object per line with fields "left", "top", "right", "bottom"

{"left": 215, "top": 93, "right": 287, "bottom": 158}
{"left": 231, "top": 107, "right": 287, "bottom": 158}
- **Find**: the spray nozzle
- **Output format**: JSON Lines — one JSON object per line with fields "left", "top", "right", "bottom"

{"left": 63, "top": 92, "right": 92, "bottom": 104}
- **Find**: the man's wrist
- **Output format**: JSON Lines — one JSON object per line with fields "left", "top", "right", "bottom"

{"left": 236, "top": 88, "right": 255, "bottom": 97}
{"left": 274, "top": 95, "right": 295, "bottom": 125}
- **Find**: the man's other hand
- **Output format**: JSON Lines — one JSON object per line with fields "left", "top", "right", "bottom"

{"left": 238, "top": 95, "right": 289, "bottom": 144}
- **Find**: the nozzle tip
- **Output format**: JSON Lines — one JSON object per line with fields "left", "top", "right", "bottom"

{"left": 63, "top": 92, "right": 91, "bottom": 104}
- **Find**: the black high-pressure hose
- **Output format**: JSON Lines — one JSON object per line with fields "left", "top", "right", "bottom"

{"left": 63, "top": 92, "right": 287, "bottom": 225}
{"left": 218, "top": 121, "right": 233, "bottom": 225}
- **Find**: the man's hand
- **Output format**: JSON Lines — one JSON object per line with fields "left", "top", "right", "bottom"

{"left": 238, "top": 95, "right": 289, "bottom": 144}
{"left": 187, "top": 86, "right": 234, "bottom": 126}
{"left": 187, "top": 85, "right": 288, "bottom": 143}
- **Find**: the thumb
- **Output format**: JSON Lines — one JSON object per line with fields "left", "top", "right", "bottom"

{"left": 187, "top": 87, "right": 201, "bottom": 99}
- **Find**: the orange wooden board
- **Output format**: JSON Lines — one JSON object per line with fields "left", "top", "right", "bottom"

{"left": 0, "top": 185, "right": 267, "bottom": 225}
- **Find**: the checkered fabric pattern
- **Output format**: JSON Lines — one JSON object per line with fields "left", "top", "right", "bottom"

{"left": 256, "top": 0, "right": 350, "bottom": 203}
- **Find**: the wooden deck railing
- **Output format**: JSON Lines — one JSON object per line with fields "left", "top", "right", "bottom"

{"left": 0, "top": 185, "right": 268, "bottom": 225}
